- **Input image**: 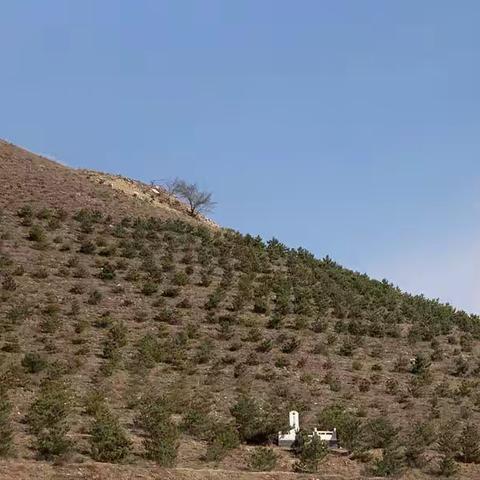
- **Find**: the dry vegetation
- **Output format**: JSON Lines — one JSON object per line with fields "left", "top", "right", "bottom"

{"left": 1, "top": 140, "right": 480, "bottom": 479}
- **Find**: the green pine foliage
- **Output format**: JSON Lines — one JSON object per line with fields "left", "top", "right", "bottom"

{"left": 294, "top": 433, "right": 329, "bottom": 473}
{"left": 0, "top": 387, "right": 13, "bottom": 457}
{"left": 230, "top": 395, "right": 278, "bottom": 444}
{"left": 205, "top": 422, "right": 240, "bottom": 462}
{"left": 5, "top": 167, "right": 480, "bottom": 476}
{"left": 370, "top": 443, "right": 405, "bottom": 477}
{"left": 460, "top": 423, "right": 480, "bottom": 464}
{"left": 317, "top": 404, "right": 361, "bottom": 451}
{"left": 89, "top": 407, "right": 132, "bottom": 463}
{"left": 247, "top": 447, "right": 277, "bottom": 471}
{"left": 438, "top": 455, "right": 458, "bottom": 477}
{"left": 135, "top": 396, "right": 179, "bottom": 466}
{"left": 26, "top": 379, "right": 72, "bottom": 460}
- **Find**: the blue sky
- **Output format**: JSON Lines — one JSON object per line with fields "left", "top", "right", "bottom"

{"left": 1, "top": 1, "right": 479, "bottom": 312}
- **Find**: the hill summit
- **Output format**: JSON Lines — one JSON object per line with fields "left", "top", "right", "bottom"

{"left": 1, "top": 140, "right": 480, "bottom": 479}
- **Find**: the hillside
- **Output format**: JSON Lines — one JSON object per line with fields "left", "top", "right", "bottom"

{"left": 1, "top": 140, "right": 480, "bottom": 479}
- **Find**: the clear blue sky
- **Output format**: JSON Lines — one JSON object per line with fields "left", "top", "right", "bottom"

{"left": 1, "top": 1, "right": 480, "bottom": 312}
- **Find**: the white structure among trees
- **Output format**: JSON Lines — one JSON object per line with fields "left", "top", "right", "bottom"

{"left": 278, "top": 411, "right": 338, "bottom": 449}
{"left": 278, "top": 411, "right": 300, "bottom": 447}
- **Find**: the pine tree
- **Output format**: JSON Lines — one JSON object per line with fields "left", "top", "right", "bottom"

{"left": 230, "top": 395, "right": 277, "bottom": 444}
{"left": 248, "top": 447, "right": 277, "bottom": 471}
{"left": 89, "top": 407, "right": 132, "bottom": 463}
{"left": 460, "top": 423, "right": 480, "bottom": 464}
{"left": 410, "top": 353, "right": 431, "bottom": 375}
{"left": 26, "top": 379, "right": 71, "bottom": 460}
{"left": 135, "top": 396, "right": 179, "bottom": 467}
{"left": 437, "top": 421, "right": 459, "bottom": 458}
{"left": 404, "top": 422, "right": 434, "bottom": 468}
{"left": 205, "top": 422, "right": 240, "bottom": 462}
{"left": 294, "top": 433, "right": 328, "bottom": 473}
{"left": 372, "top": 443, "right": 405, "bottom": 477}
{"left": 438, "top": 455, "right": 458, "bottom": 477}
{"left": 0, "top": 387, "right": 13, "bottom": 457}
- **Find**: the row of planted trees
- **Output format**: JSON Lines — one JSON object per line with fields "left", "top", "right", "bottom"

{"left": 0, "top": 383, "right": 339, "bottom": 471}
{"left": 2, "top": 379, "right": 480, "bottom": 476}
{"left": 0, "top": 379, "right": 178, "bottom": 466}
{"left": 18, "top": 203, "right": 480, "bottom": 340}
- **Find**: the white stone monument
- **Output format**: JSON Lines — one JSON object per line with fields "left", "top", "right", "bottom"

{"left": 278, "top": 411, "right": 338, "bottom": 449}
{"left": 310, "top": 427, "right": 338, "bottom": 448}
{"left": 278, "top": 410, "right": 300, "bottom": 448}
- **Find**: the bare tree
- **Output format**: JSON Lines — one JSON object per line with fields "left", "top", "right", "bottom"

{"left": 169, "top": 178, "right": 216, "bottom": 217}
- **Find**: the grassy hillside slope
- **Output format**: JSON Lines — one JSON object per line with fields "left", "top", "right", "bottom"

{"left": 1, "top": 140, "right": 480, "bottom": 478}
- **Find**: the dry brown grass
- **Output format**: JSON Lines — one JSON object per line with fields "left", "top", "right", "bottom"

{"left": 1, "top": 140, "right": 480, "bottom": 478}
